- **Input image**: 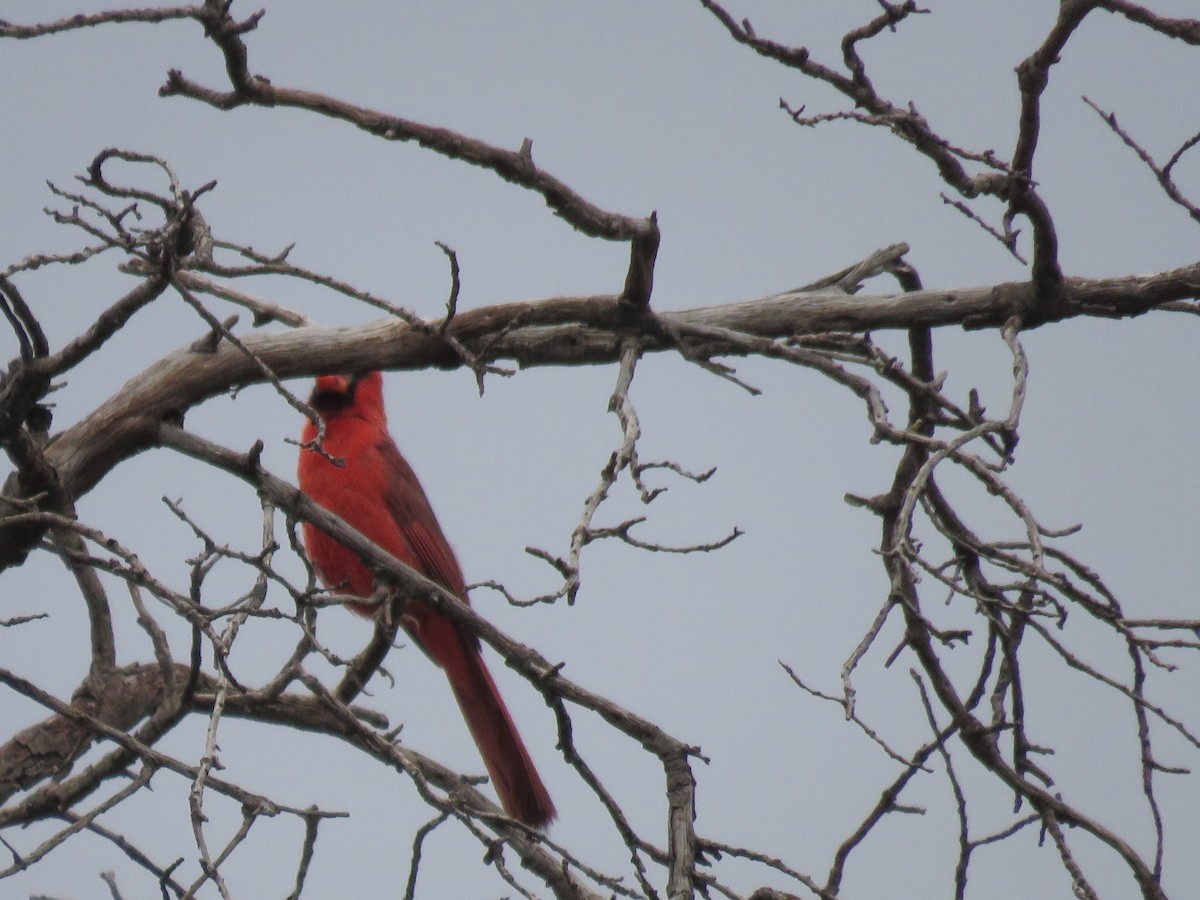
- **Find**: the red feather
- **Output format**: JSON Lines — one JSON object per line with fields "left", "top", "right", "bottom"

{"left": 297, "top": 371, "right": 555, "bottom": 828}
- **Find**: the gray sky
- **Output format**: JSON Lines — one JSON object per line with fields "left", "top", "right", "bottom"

{"left": 2, "top": 1, "right": 1199, "bottom": 897}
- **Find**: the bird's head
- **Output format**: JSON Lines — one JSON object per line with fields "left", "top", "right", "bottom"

{"left": 306, "top": 371, "right": 386, "bottom": 425}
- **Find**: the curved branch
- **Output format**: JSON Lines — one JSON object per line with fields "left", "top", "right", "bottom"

{"left": 0, "top": 258, "right": 1195, "bottom": 572}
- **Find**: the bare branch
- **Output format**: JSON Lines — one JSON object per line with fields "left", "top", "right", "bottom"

{"left": 1083, "top": 95, "right": 1200, "bottom": 223}
{"left": 0, "top": 7, "right": 199, "bottom": 39}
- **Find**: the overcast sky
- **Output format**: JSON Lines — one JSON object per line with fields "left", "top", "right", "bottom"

{"left": 2, "top": 1, "right": 1199, "bottom": 898}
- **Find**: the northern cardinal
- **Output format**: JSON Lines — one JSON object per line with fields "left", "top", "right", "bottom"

{"left": 297, "top": 371, "right": 555, "bottom": 828}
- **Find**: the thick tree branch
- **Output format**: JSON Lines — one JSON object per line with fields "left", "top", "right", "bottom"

{"left": 0, "top": 258, "right": 1195, "bottom": 573}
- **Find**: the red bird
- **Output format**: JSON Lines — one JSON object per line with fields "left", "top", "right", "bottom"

{"left": 297, "top": 371, "right": 555, "bottom": 828}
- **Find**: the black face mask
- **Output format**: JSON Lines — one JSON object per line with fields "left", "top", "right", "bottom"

{"left": 308, "top": 375, "right": 362, "bottom": 413}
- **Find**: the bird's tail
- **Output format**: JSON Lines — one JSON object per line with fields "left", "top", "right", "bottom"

{"left": 442, "top": 638, "right": 556, "bottom": 829}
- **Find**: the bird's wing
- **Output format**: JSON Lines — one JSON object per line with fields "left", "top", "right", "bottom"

{"left": 377, "top": 435, "right": 469, "bottom": 600}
